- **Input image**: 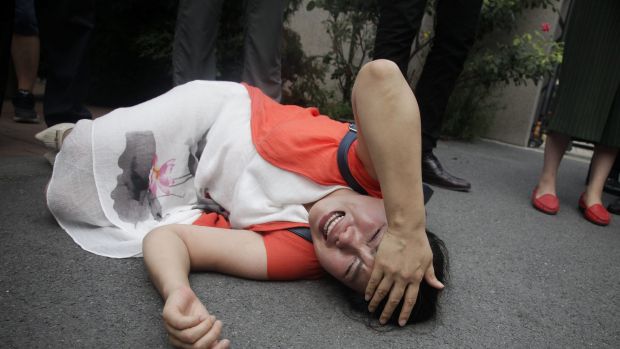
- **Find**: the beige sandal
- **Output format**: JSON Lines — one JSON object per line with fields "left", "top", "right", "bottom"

{"left": 34, "top": 123, "right": 75, "bottom": 151}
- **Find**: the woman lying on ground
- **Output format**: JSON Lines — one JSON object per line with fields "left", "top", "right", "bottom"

{"left": 41, "top": 60, "right": 448, "bottom": 348}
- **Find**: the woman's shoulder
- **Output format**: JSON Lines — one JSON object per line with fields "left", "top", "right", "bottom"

{"left": 262, "top": 229, "right": 324, "bottom": 280}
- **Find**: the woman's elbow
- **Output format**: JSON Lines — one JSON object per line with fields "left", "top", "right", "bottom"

{"left": 358, "top": 59, "right": 403, "bottom": 83}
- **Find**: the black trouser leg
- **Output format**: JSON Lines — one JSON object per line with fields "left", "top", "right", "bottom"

{"left": 1, "top": 0, "right": 15, "bottom": 112}
{"left": 36, "top": 0, "right": 94, "bottom": 126}
{"left": 415, "top": 0, "right": 483, "bottom": 153}
{"left": 373, "top": 0, "right": 428, "bottom": 77}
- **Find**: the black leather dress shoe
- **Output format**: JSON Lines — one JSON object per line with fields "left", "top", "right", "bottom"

{"left": 422, "top": 152, "right": 471, "bottom": 192}
{"left": 608, "top": 198, "right": 620, "bottom": 215}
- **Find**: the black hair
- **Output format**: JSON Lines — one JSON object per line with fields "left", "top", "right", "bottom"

{"left": 344, "top": 230, "right": 449, "bottom": 327}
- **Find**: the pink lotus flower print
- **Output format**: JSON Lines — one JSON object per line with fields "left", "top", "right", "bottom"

{"left": 149, "top": 155, "right": 176, "bottom": 196}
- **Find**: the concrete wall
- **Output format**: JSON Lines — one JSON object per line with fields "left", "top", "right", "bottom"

{"left": 287, "top": 5, "right": 338, "bottom": 93}
{"left": 288, "top": 5, "right": 330, "bottom": 57}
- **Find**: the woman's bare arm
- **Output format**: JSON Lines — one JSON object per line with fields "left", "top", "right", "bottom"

{"left": 351, "top": 60, "right": 443, "bottom": 326}
{"left": 142, "top": 224, "right": 267, "bottom": 347}
{"left": 144, "top": 224, "right": 268, "bottom": 295}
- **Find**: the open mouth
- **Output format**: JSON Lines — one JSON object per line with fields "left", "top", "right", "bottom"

{"left": 320, "top": 211, "right": 345, "bottom": 240}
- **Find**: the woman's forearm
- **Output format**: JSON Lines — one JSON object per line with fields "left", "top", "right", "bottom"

{"left": 353, "top": 60, "right": 441, "bottom": 325}
{"left": 143, "top": 226, "right": 192, "bottom": 300}
{"left": 353, "top": 60, "right": 426, "bottom": 238}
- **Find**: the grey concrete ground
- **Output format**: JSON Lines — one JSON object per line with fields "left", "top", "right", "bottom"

{"left": 1, "top": 140, "right": 619, "bottom": 348}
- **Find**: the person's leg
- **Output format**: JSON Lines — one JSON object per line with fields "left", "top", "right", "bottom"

{"left": 416, "top": 0, "right": 483, "bottom": 192}
{"left": 172, "top": 0, "right": 224, "bottom": 86}
{"left": 12, "top": 0, "right": 39, "bottom": 92}
{"left": 36, "top": 0, "right": 94, "bottom": 126}
{"left": 608, "top": 197, "right": 620, "bottom": 215}
{"left": 602, "top": 153, "right": 620, "bottom": 195}
{"left": 586, "top": 151, "right": 620, "bottom": 195}
{"left": 11, "top": 0, "right": 39, "bottom": 123}
{"left": 417, "top": 0, "right": 483, "bottom": 151}
{"left": 241, "top": 0, "right": 285, "bottom": 101}
{"left": 610, "top": 153, "right": 620, "bottom": 179}
{"left": 11, "top": 34, "right": 39, "bottom": 91}
{"left": 583, "top": 145, "right": 618, "bottom": 206}
{"left": 373, "top": 0, "right": 427, "bottom": 77}
{"left": 1, "top": 0, "right": 15, "bottom": 114}
{"left": 535, "top": 132, "right": 571, "bottom": 197}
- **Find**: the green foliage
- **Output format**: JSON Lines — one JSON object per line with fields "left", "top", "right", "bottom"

{"left": 443, "top": 85, "right": 498, "bottom": 141}
{"left": 281, "top": 27, "right": 333, "bottom": 108}
{"left": 477, "top": 0, "right": 557, "bottom": 35}
{"left": 461, "top": 31, "right": 562, "bottom": 89}
{"left": 442, "top": 0, "right": 563, "bottom": 139}
{"left": 307, "top": 0, "right": 378, "bottom": 109}
{"left": 304, "top": 0, "right": 563, "bottom": 139}
{"left": 281, "top": 0, "right": 334, "bottom": 109}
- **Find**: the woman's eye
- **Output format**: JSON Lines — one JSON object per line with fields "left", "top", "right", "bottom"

{"left": 369, "top": 228, "right": 380, "bottom": 242}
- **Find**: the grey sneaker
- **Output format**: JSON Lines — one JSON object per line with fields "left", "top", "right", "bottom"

{"left": 12, "top": 89, "right": 39, "bottom": 123}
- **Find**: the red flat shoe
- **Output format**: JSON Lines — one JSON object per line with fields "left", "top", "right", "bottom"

{"left": 531, "top": 187, "right": 559, "bottom": 215}
{"left": 578, "top": 193, "right": 611, "bottom": 226}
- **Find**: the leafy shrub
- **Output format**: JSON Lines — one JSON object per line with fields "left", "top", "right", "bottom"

{"left": 442, "top": 0, "right": 563, "bottom": 139}
{"left": 307, "top": 0, "right": 563, "bottom": 139}
{"left": 307, "top": 0, "right": 378, "bottom": 117}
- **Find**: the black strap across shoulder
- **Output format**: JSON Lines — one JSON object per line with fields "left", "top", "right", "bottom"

{"left": 287, "top": 227, "right": 312, "bottom": 242}
{"left": 287, "top": 124, "right": 434, "bottom": 244}
{"left": 337, "top": 124, "right": 368, "bottom": 195}
{"left": 337, "top": 123, "right": 434, "bottom": 204}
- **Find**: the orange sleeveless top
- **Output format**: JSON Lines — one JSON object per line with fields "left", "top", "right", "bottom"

{"left": 193, "top": 85, "right": 381, "bottom": 280}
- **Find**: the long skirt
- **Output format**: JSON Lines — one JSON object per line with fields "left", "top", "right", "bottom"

{"left": 46, "top": 81, "right": 250, "bottom": 258}
{"left": 548, "top": 0, "right": 620, "bottom": 148}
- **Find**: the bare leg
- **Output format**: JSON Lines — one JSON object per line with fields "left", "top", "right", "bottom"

{"left": 11, "top": 34, "right": 39, "bottom": 92}
{"left": 536, "top": 132, "right": 570, "bottom": 197}
{"left": 583, "top": 145, "right": 619, "bottom": 206}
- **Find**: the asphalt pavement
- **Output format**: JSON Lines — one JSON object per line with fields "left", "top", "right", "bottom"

{"left": 1, "top": 114, "right": 619, "bottom": 348}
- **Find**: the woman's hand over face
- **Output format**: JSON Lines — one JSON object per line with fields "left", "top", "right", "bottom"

{"left": 365, "top": 230, "right": 444, "bottom": 326}
{"left": 163, "top": 286, "right": 230, "bottom": 349}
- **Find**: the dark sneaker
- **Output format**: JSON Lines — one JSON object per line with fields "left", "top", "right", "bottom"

{"left": 12, "top": 89, "right": 39, "bottom": 123}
